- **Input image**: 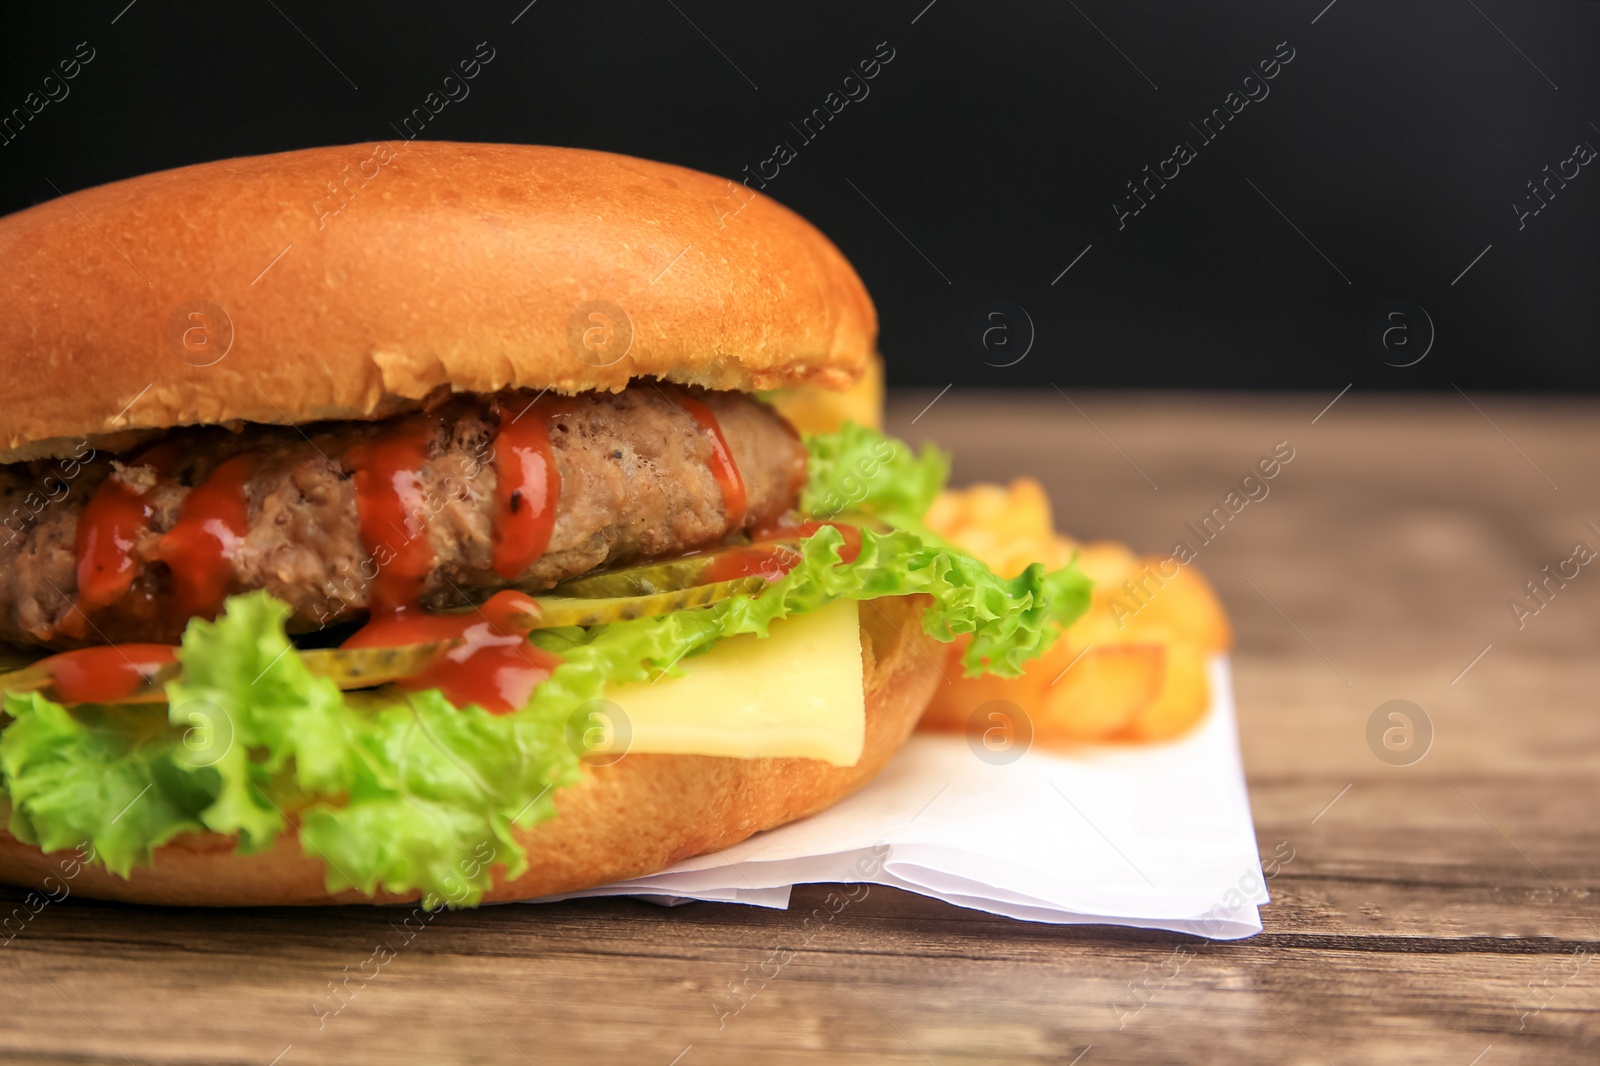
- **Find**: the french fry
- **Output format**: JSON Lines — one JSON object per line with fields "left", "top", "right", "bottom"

{"left": 925, "top": 478, "right": 1061, "bottom": 578}
{"left": 1119, "top": 639, "right": 1210, "bottom": 741}
{"left": 1068, "top": 560, "right": 1231, "bottom": 654}
{"left": 1072, "top": 540, "right": 1141, "bottom": 588}
{"left": 920, "top": 477, "right": 1234, "bottom": 744}
{"left": 982, "top": 478, "right": 1056, "bottom": 543}
{"left": 919, "top": 638, "right": 1166, "bottom": 745}
{"left": 917, "top": 642, "right": 1013, "bottom": 735}
{"left": 1038, "top": 643, "right": 1165, "bottom": 740}
{"left": 1121, "top": 559, "right": 1233, "bottom": 653}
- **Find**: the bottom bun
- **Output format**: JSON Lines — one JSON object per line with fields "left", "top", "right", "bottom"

{"left": 0, "top": 596, "right": 941, "bottom": 907}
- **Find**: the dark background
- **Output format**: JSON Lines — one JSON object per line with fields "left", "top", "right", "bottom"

{"left": 2, "top": 0, "right": 1596, "bottom": 391}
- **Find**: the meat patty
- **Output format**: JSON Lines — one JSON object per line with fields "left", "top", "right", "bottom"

{"left": 0, "top": 385, "right": 807, "bottom": 648}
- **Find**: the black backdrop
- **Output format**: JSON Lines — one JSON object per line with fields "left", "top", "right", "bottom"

{"left": 2, "top": 0, "right": 1596, "bottom": 391}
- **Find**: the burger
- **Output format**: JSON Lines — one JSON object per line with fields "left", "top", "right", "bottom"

{"left": 0, "top": 143, "right": 1089, "bottom": 907}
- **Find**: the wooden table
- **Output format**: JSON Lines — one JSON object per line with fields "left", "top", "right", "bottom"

{"left": 3, "top": 392, "right": 1596, "bottom": 1064}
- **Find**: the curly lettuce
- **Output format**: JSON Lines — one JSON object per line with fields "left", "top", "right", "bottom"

{"left": 0, "top": 425, "right": 1089, "bottom": 905}
{"left": 800, "top": 420, "right": 949, "bottom": 529}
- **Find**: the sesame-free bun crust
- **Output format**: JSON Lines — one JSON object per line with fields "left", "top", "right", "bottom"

{"left": 0, "top": 597, "right": 938, "bottom": 907}
{"left": 0, "top": 142, "right": 876, "bottom": 462}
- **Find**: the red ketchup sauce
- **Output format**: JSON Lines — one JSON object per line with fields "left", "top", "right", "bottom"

{"left": 701, "top": 544, "right": 799, "bottom": 585}
{"left": 342, "top": 590, "right": 558, "bottom": 714}
{"left": 41, "top": 644, "right": 177, "bottom": 704}
{"left": 341, "top": 415, "right": 561, "bottom": 714}
{"left": 490, "top": 405, "right": 561, "bottom": 580}
{"left": 766, "top": 520, "right": 863, "bottom": 564}
{"left": 700, "top": 521, "right": 862, "bottom": 585}
{"left": 347, "top": 421, "right": 437, "bottom": 615}
{"left": 71, "top": 443, "right": 182, "bottom": 621}
{"left": 73, "top": 479, "right": 154, "bottom": 619}
{"left": 154, "top": 454, "right": 254, "bottom": 620}
{"left": 673, "top": 391, "right": 747, "bottom": 532}
{"left": 50, "top": 410, "right": 569, "bottom": 714}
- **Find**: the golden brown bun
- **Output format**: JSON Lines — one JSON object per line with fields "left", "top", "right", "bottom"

{"left": 0, "top": 142, "right": 876, "bottom": 462}
{"left": 0, "top": 597, "right": 938, "bottom": 907}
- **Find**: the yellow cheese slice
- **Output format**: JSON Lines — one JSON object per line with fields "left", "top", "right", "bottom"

{"left": 599, "top": 599, "right": 866, "bottom": 766}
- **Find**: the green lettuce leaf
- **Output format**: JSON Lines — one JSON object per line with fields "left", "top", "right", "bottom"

{"left": 800, "top": 421, "right": 948, "bottom": 529}
{"left": 167, "top": 593, "right": 577, "bottom": 904}
{"left": 0, "top": 425, "right": 1088, "bottom": 905}
{"left": 0, "top": 697, "right": 211, "bottom": 876}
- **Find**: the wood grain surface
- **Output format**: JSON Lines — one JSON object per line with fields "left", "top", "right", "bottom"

{"left": 2, "top": 391, "right": 1596, "bottom": 1065}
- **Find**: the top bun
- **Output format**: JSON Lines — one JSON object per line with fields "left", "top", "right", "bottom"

{"left": 0, "top": 143, "right": 875, "bottom": 462}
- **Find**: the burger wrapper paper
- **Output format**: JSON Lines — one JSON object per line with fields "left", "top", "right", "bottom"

{"left": 536, "top": 657, "right": 1266, "bottom": 939}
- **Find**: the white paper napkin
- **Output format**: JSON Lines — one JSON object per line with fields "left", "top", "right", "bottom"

{"left": 539, "top": 658, "right": 1267, "bottom": 939}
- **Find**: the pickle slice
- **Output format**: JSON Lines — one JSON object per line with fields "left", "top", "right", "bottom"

{"left": 521, "top": 575, "right": 769, "bottom": 628}
{"left": 551, "top": 555, "right": 717, "bottom": 598}
{"left": 0, "top": 638, "right": 463, "bottom": 707}
{"left": 552, "top": 541, "right": 804, "bottom": 599}
{"left": 299, "top": 639, "right": 463, "bottom": 688}
{"left": 0, "top": 659, "right": 181, "bottom": 705}
{"left": 0, "top": 643, "right": 43, "bottom": 675}
{"left": 550, "top": 518, "right": 875, "bottom": 600}
{"left": 0, "top": 663, "right": 55, "bottom": 698}
{"left": 0, "top": 564, "right": 775, "bottom": 708}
